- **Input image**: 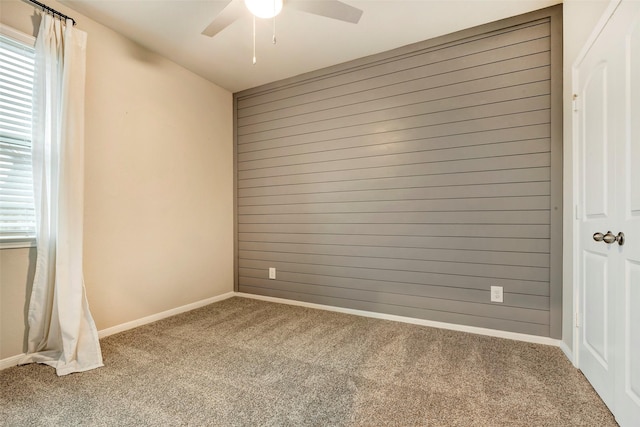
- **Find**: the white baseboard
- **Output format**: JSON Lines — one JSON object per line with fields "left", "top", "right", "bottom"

{"left": 0, "top": 292, "right": 236, "bottom": 371}
{"left": 97, "top": 291, "right": 235, "bottom": 339}
{"left": 2, "top": 290, "right": 565, "bottom": 371}
{"left": 0, "top": 353, "right": 26, "bottom": 371}
{"left": 235, "top": 292, "right": 563, "bottom": 348}
{"left": 559, "top": 340, "right": 575, "bottom": 366}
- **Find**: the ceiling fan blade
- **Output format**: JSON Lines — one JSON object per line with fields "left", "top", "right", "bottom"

{"left": 202, "top": 0, "right": 247, "bottom": 37}
{"left": 288, "top": 0, "right": 363, "bottom": 24}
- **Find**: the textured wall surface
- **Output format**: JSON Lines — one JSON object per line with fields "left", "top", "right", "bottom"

{"left": 236, "top": 7, "right": 563, "bottom": 337}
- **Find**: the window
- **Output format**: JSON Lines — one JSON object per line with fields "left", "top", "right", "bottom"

{"left": 0, "top": 28, "right": 36, "bottom": 247}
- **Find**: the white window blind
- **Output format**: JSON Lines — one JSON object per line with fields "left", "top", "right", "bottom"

{"left": 0, "top": 33, "right": 36, "bottom": 242}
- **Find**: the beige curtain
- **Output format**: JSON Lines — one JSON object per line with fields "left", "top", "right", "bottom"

{"left": 19, "top": 14, "right": 103, "bottom": 376}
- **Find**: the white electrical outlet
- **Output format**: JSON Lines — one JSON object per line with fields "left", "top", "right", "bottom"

{"left": 490, "top": 286, "right": 503, "bottom": 303}
{"left": 268, "top": 267, "right": 276, "bottom": 280}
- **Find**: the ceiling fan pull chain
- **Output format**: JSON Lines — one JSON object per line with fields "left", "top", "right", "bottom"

{"left": 272, "top": 0, "right": 277, "bottom": 44}
{"left": 252, "top": 15, "right": 257, "bottom": 64}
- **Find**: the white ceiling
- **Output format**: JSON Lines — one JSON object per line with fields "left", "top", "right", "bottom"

{"left": 59, "top": 0, "right": 561, "bottom": 93}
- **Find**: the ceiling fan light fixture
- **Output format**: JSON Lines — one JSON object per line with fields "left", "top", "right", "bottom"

{"left": 244, "top": 0, "right": 283, "bottom": 19}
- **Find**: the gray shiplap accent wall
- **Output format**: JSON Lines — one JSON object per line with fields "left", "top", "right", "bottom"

{"left": 234, "top": 6, "right": 562, "bottom": 338}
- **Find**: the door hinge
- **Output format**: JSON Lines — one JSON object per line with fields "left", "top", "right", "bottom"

{"left": 575, "top": 204, "right": 582, "bottom": 220}
{"left": 572, "top": 94, "right": 579, "bottom": 112}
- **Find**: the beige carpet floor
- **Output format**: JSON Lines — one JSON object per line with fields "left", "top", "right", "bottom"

{"left": 0, "top": 297, "right": 617, "bottom": 426}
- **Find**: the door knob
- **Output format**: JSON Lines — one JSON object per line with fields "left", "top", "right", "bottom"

{"left": 593, "top": 231, "right": 625, "bottom": 246}
{"left": 602, "top": 232, "right": 616, "bottom": 244}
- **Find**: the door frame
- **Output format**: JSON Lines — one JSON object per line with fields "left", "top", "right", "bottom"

{"left": 570, "top": 0, "right": 621, "bottom": 368}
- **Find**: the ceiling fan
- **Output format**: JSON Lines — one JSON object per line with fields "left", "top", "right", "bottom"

{"left": 201, "top": 0, "right": 364, "bottom": 38}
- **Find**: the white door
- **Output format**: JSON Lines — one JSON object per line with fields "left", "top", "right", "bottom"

{"left": 577, "top": 1, "right": 640, "bottom": 426}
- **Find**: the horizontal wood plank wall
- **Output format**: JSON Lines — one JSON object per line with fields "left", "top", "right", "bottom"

{"left": 234, "top": 6, "right": 562, "bottom": 338}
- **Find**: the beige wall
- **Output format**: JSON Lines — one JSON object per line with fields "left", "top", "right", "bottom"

{"left": 561, "top": 0, "right": 610, "bottom": 356}
{"left": 0, "top": 248, "right": 35, "bottom": 359}
{"left": 0, "top": 0, "right": 233, "bottom": 360}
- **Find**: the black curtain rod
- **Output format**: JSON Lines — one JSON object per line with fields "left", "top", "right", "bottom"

{"left": 26, "top": 0, "right": 76, "bottom": 26}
